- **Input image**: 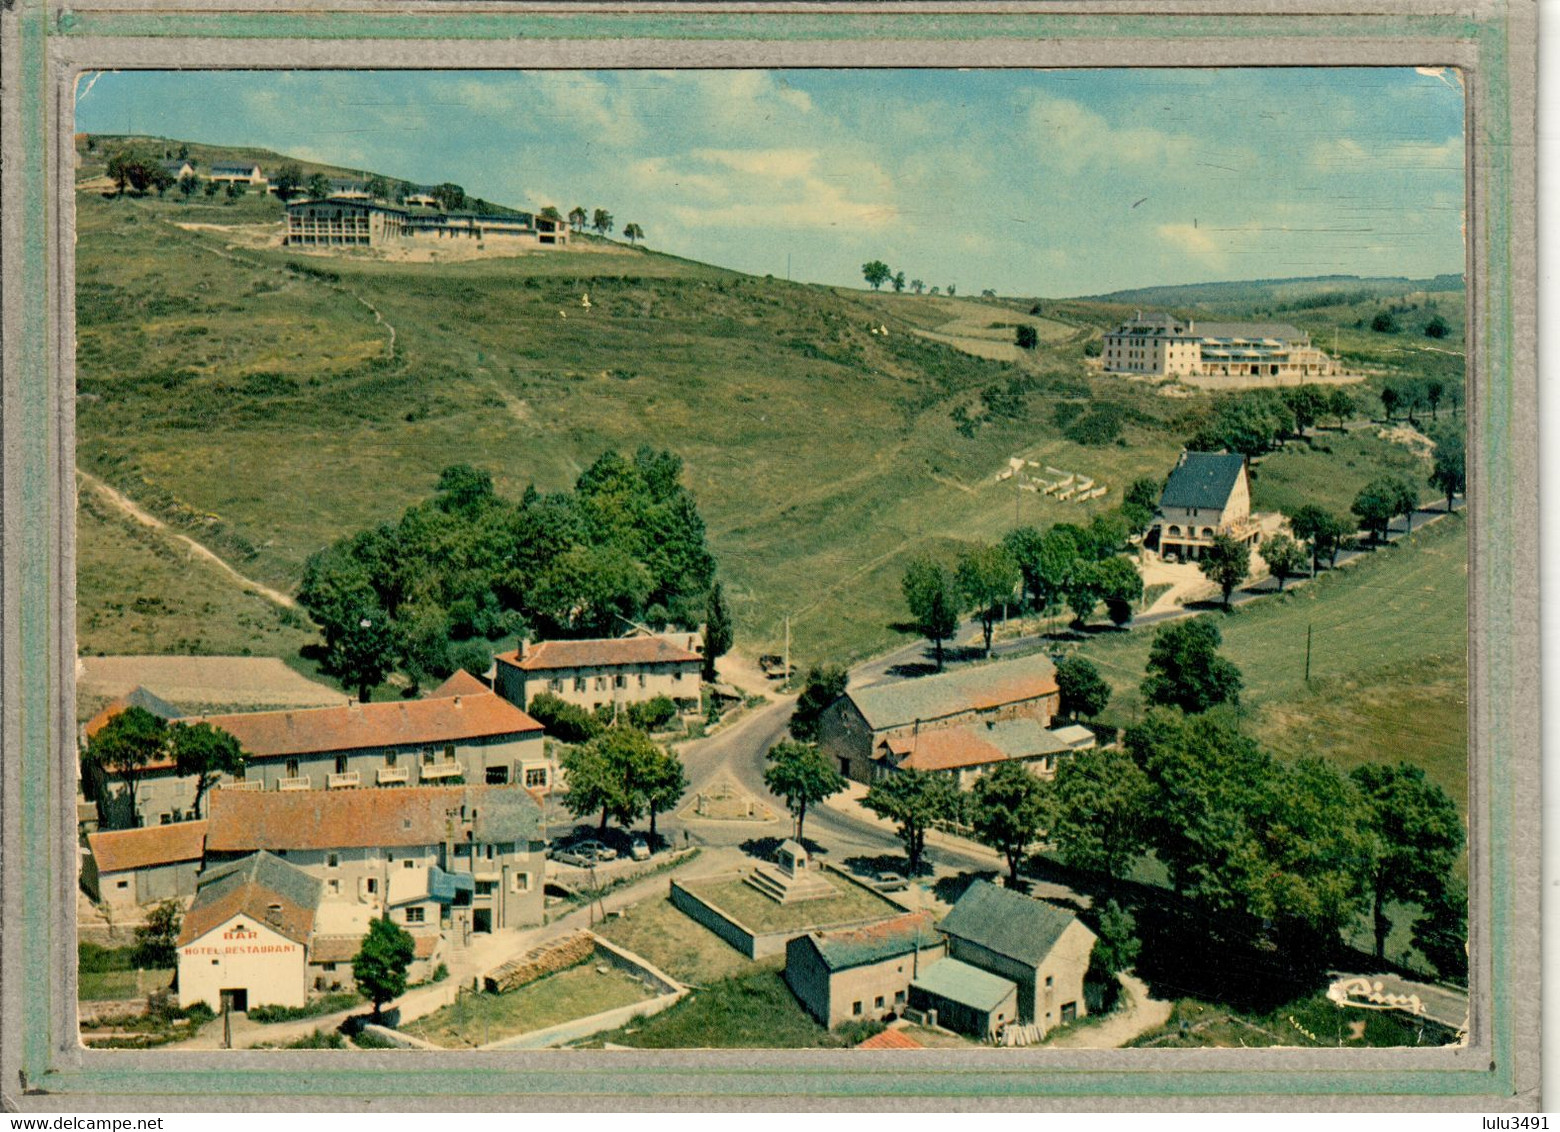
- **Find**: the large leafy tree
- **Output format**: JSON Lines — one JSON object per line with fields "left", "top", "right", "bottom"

{"left": 763, "top": 739, "right": 847, "bottom": 844}
{"left": 168, "top": 722, "right": 246, "bottom": 820}
{"left": 1198, "top": 533, "right": 1251, "bottom": 609}
{"left": 353, "top": 916, "right": 416, "bottom": 1020}
{"left": 332, "top": 607, "right": 402, "bottom": 702}
{"left": 702, "top": 581, "right": 733, "bottom": 682}
{"left": 306, "top": 172, "right": 333, "bottom": 201}
{"left": 790, "top": 664, "right": 848, "bottom": 742}
{"left": 862, "top": 768, "right": 960, "bottom": 876}
{"left": 85, "top": 706, "right": 169, "bottom": 827}
{"left": 622, "top": 222, "right": 645, "bottom": 246}
{"left": 567, "top": 206, "right": 588, "bottom": 232}
{"left": 1141, "top": 617, "right": 1243, "bottom": 714}
{"left": 637, "top": 744, "right": 689, "bottom": 840}
{"left": 591, "top": 208, "right": 614, "bottom": 236}
{"left": 1259, "top": 533, "right": 1307, "bottom": 592}
{"left": 1413, "top": 876, "right": 1468, "bottom": 983}
{"left": 1352, "top": 476, "right": 1413, "bottom": 543}
{"left": 861, "top": 260, "right": 892, "bottom": 290}
{"left": 1281, "top": 385, "right": 1328, "bottom": 437}
{"left": 956, "top": 543, "right": 1020, "bottom": 656}
{"left": 969, "top": 760, "right": 1051, "bottom": 888}
{"left": 1430, "top": 430, "right": 1466, "bottom": 510}
{"left": 133, "top": 899, "right": 183, "bottom": 968}
{"left": 562, "top": 726, "right": 663, "bottom": 835}
{"left": 1350, "top": 763, "right": 1465, "bottom": 961}
{"left": 1055, "top": 656, "right": 1110, "bottom": 722}
{"left": 1063, "top": 562, "right": 1101, "bottom": 628}
{"left": 1288, "top": 505, "right": 1351, "bottom": 574}
{"left": 1049, "top": 747, "right": 1151, "bottom": 891}
{"left": 1326, "top": 387, "right": 1356, "bottom": 430}
{"left": 901, "top": 557, "right": 963, "bottom": 671}
{"left": 1001, "top": 526, "right": 1047, "bottom": 612}
{"left": 1093, "top": 555, "right": 1144, "bottom": 626}
{"left": 271, "top": 163, "right": 303, "bottom": 201}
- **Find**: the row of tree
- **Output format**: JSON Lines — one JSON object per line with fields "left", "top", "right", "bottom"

{"left": 553, "top": 207, "right": 644, "bottom": 245}
{"left": 558, "top": 723, "right": 688, "bottom": 840}
{"left": 297, "top": 451, "right": 724, "bottom": 701}
{"left": 83, "top": 707, "right": 246, "bottom": 828}
{"left": 860, "top": 261, "right": 952, "bottom": 296}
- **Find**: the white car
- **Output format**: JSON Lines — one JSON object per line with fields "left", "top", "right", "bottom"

{"left": 629, "top": 836, "right": 651, "bottom": 861}
{"left": 552, "top": 840, "right": 618, "bottom": 867}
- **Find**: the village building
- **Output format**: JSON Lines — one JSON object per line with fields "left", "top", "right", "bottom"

{"left": 203, "top": 782, "right": 546, "bottom": 936}
{"left": 82, "top": 820, "right": 207, "bottom": 914}
{"left": 907, "top": 957, "right": 1020, "bottom": 1039}
{"left": 158, "top": 159, "right": 195, "bottom": 182}
{"left": 816, "top": 653, "right": 1062, "bottom": 784}
{"left": 785, "top": 911, "right": 944, "bottom": 1028}
{"left": 206, "top": 162, "right": 267, "bottom": 187}
{"left": 176, "top": 852, "right": 319, "bottom": 1013}
{"left": 875, "top": 716, "right": 1094, "bottom": 789}
{"left": 285, "top": 197, "right": 570, "bottom": 251}
{"left": 1150, "top": 450, "right": 1259, "bottom": 562}
{"left": 920, "top": 879, "right": 1097, "bottom": 1037}
{"left": 494, "top": 634, "right": 703, "bottom": 714}
{"left": 83, "top": 671, "right": 546, "bottom": 830}
{"left": 1103, "top": 311, "right": 1337, "bottom": 380}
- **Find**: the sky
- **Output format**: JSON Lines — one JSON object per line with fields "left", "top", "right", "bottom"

{"left": 74, "top": 68, "right": 1466, "bottom": 296}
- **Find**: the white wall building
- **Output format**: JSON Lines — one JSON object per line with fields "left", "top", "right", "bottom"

{"left": 494, "top": 634, "right": 703, "bottom": 714}
{"left": 1103, "top": 311, "right": 1337, "bottom": 380}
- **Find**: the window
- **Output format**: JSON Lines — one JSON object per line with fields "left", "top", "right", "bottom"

{"left": 549, "top": 679, "right": 562, "bottom": 693}
{"left": 365, "top": 878, "right": 377, "bottom": 894}
{"left": 486, "top": 766, "right": 509, "bottom": 785}
{"left": 384, "top": 751, "right": 397, "bottom": 768}
{"left": 673, "top": 671, "right": 684, "bottom": 682}
{"left": 285, "top": 758, "right": 300, "bottom": 778}
{"left": 454, "top": 843, "right": 471, "bottom": 857}
{"left": 422, "top": 749, "right": 436, "bottom": 766}
{"left": 335, "top": 756, "right": 348, "bottom": 774}
{"left": 852, "top": 1001, "right": 863, "bottom": 1016}
{"left": 637, "top": 674, "right": 646, "bottom": 688}
{"left": 1061, "top": 1002, "right": 1077, "bottom": 1023}
{"left": 1045, "top": 976, "right": 1054, "bottom": 988}
{"left": 404, "top": 907, "right": 425, "bottom": 924}
{"left": 574, "top": 677, "right": 587, "bottom": 693}
{"left": 614, "top": 674, "right": 627, "bottom": 689}
{"left": 497, "top": 842, "right": 515, "bottom": 855}
{"left": 474, "top": 880, "right": 496, "bottom": 896}
{"left": 594, "top": 677, "right": 607, "bottom": 691}
{"left": 511, "top": 873, "right": 531, "bottom": 893}
{"left": 485, "top": 845, "right": 495, "bottom": 861}
{"left": 327, "top": 853, "right": 339, "bottom": 869}
{"left": 404, "top": 859, "right": 416, "bottom": 869}
{"left": 327, "top": 879, "right": 340, "bottom": 896}
{"left": 874, "top": 996, "right": 884, "bottom": 1010}
{"left": 525, "top": 767, "right": 548, "bottom": 788}
{"left": 115, "top": 880, "right": 129, "bottom": 890}
{"left": 322, "top": 962, "right": 336, "bottom": 972}
{"left": 159, "top": 813, "right": 172, "bottom": 825}
{"left": 895, "top": 991, "right": 905, "bottom": 1004}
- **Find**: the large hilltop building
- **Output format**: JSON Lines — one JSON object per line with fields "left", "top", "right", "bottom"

{"left": 285, "top": 197, "right": 569, "bottom": 251}
{"left": 1103, "top": 311, "right": 1337, "bottom": 381}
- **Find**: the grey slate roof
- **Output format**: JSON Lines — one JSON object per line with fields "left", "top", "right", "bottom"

{"left": 196, "top": 850, "right": 321, "bottom": 909}
{"left": 936, "top": 880, "right": 1084, "bottom": 968}
{"left": 846, "top": 652, "right": 1058, "bottom": 733}
{"left": 1194, "top": 320, "right": 1307, "bottom": 342}
{"left": 470, "top": 785, "right": 545, "bottom": 843}
{"left": 803, "top": 911, "right": 937, "bottom": 972}
{"left": 123, "top": 685, "right": 183, "bottom": 722}
{"left": 1158, "top": 452, "right": 1247, "bottom": 512}
{"left": 911, "top": 957, "right": 1017, "bottom": 1012}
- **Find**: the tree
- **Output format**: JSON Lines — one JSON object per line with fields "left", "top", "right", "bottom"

{"left": 332, "top": 608, "right": 401, "bottom": 702}
{"left": 910, "top": 279, "right": 925, "bottom": 295}
{"left": 1015, "top": 324, "right": 1039, "bottom": 350}
{"left": 353, "top": 916, "right": 416, "bottom": 1020}
{"left": 901, "top": 557, "right": 962, "bottom": 671}
{"left": 1289, "top": 505, "right": 1350, "bottom": 574}
{"left": 891, "top": 271, "right": 906, "bottom": 294}
{"left": 1424, "top": 314, "right": 1450, "bottom": 339}
{"left": 702, "top": 581, "right": 733, "bottom": 682}
{"left": 85, "top": 706, "right": 169, "bottom": 827}
{"left": 861, "top": 768, "right": 960, "bottom": 875}
{"left": 638, "top": 745, "right": 688, "bottom": 840}
{"left": 1124, "top": 476, "right": 1161, "bottom": 516}
{"left": 567, "top": 725, "right": 664, "bottom": 834}
{"left": 133, "top": 899, "right": 183, "bottom": 968}
{"left": 622, "top": 222, "right": 645, "bottom": 246}
{"left": 1412, "top": 876, "right": 1468, "bottom": 982}
{"left": 946, "top": 284, "right": 956, "bottom": 297}
{"left": 591, "top": 208, "right": 614, "bottom": 237}
{"left": 435, "top": 463, "right": 496, "bottom": 515}
{"left": 366, "top": 175, "right": 391, "bottom": 201}
{"left": 1281, "top": 385, "right": 1328, "bottom": 437}
{"left": 1093, "top": 555, "right": 1143, "bottom": 626}
{"left": 790, "top": 663, "right": 848, "bottom": 742}
{"left": 1352, "top": 477, "right": 1413, "bottom": 544}
{"left": 1259, "top": 533, "right": 1307, "bottom": 591}
{"left": 305, "top": 172, "right": 332, "bottom": 201}
{"left": 203, "top": 178, "right": 219, "bottom": 199}
{"left": 1141, "top": 617, "right": 1243, "bottom": 714}
{"left": 1198, "top": 533, "right": 1250, "bottom": 609}
{"left": 432, "top": 182, "right": 467, "bottom": 211}
{"left": 861, "top": 260, "right": 891, "bottom": 290}
{"left": 1350, "top": 762, "right": 1464, "bottom": 961}
{"left": 1055, "top": 656, "right": 1110, "bottom": 722}
{"left": 1091, "top": 900, "right": 1141, "bottom": 974}
{"left": 1424, "top": 377, "right": 1446, "bottom": 419}
{"left": 1063, "top": 563, "right": 1100, "bottom": 627}
{"left": 763, "top": 739, "right": 846, "bottom": 843}
{"left": 1431, "top": 430, "right": 1466, "bottom": 510}
{"left": 224, "top": 181, "right": 246, "bottom": 202}
{"left": 1371, "top": 309, "right": 1400, "bottom": 333}
{"left": 526, "top": 691, "right": 603, "bottom": 743}
{"left": 956, "top": 543, "right": 1020, "bottom": 656}
{"left": 1049, "top": 747, "right": 1151, "bottom": 890}
{"left": 168, "top": 721, "right": 246, "bottom": 820}
{"left": 1326, "top": 387, "right": 1355, "bottom": 431}
{"left": 177, "top": 172, "right": 200, "bottom": 202}
{"left": 1379, "top": 385, "right": 1401, "bottom": 423}
{"left": 969, "top": 760, "right": 1051, "bottom": 888}
{"left": 568, "top": 206, "right": 588, "bottom": 232}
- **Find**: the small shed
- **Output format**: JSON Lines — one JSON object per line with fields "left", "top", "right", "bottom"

{"left": 84, "top": 820, "right": 207, "bottom": 913}
{"left": 909, "top": 957, "right": 1019, "bottom": 1039}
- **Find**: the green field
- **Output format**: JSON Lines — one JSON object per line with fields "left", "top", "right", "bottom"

{"left": 583, "top": 969, "right": 843, "bottom": 1049}
{"left": 74, "top": 136, "right": 1464, "bottom": 673}
{"left": 1073, "top": 514, "right": 1467, "bottom": 809}
{"left": 1129, "top": 993, "right": 1458, "bottom": 1049}
{"left": 593, "top": 895, "right": 769, "bottom": 984}
{"left": 681, "top": 873, "right": 905, "bottom": 935}
{"left": 401, "top": 960, "right": 655, "bottom": 1048}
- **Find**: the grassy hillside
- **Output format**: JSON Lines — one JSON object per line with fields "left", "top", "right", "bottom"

{"left": 74, "top": 137, "right": 1465, "bottom": 673}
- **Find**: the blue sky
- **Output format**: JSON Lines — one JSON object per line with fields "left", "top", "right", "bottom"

{"left": 75, "top": 68, "right": 1465, "bottom": 295}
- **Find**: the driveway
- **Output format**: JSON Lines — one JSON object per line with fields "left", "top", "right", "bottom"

{"left": 1044, "top": 972, "right": 1172, "bottom": 1048}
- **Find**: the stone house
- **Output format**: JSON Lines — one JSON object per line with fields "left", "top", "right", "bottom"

{"left": 1151, "top": 450, "right": 1257, "bottom": 563}
{"left": 82, "top": 820, "right": 207, "bottom": 913}
{"left": 816, "top": 653, "right": 1061, "bottom": 784}
{"left": 493, "top": 634, "right": 703, "bottom": 714}
{"left": 785, "top": 911, "right": 944, "bottom": 1028}
{"left": 876, "top": 716, "right": 1093, "bottom": 789}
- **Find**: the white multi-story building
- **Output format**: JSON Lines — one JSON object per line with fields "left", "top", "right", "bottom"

{"left": 1102, "top": 311, "right": 1337, "bottom": 380}
{"left": 494, "top": 634, "right": 704, "bottom": 714}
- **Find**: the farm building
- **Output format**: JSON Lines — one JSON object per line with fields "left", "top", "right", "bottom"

{"left": 930, "top": 880, "right": 1096, "bottom": 1035}
{"left": 816, "top": 653, "right": 1061, "bottom": 784}
{"left": 82, "top": 820, "right": 207, "bottom": 913}
{"left": 84, "top": 671, "right": 546, "bottom": 829}
{"left": 785, "top": 911, "right": 944, "bottom": 1028}
{"left": 1103, "top": 311, "right": 1337, "bottom": 380}
{"left": 907, "top": 957, "right": 1019, "bottom": 1040}
{"left": 875, "top": 716, "right": 1093, "bottom": 789}
{"left": 207, "top": 162, "right": 267, "bottom": 187}
{"left": 203, "top": 781, "right": 546, "bottom": 936}
{"left": 1150, "top": 450, "right": 1260, "bottom": 562}
{"left": 494, "top": 634, "right": 703, "bottom": 714}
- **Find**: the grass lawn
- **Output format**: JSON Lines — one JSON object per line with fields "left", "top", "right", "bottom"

{"left": 585, "top": 969, "right": 843, "bottom": 1049}
{"left": 79, "top": 967, "right": 173, "bottom": 1001}
{"left": 401, "top": 960, "right": 655, "bottom": 1049}
{"left": 592, "top": 895, "right": 768, "bottom": 985}
{"left": 681, "top": 873, "right": 905, "bottom": 935}
{"left": 1250, "top": 427, "right": 1439, "bottom": 519}
{"left": 1074, "top": 514, "right": 1467, "bottom": 809}
{"left": 1129, "top": 993, "right": 1459, "bottom": 1049}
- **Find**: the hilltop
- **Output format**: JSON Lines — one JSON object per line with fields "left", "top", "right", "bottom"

{"left": 73, "top": 135, "right": 1463, "bottom": 674}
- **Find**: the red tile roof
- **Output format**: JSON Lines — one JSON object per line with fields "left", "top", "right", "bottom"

{"left": 881, "top": 719, "right": 1069, "bottom": 773}
{"left": 192, "top": 690, "right": 541, "bottom": 762}
{"left": 88, "top": 821, "right": 208, "bottom": 874}
{"left": 855, "top": 1028, "right": 925, "bottom": 1050}
{"left": 206, "top": 784, "right": 541, "bottom": 853}
{"left": 178, "top": 853, "right": 319, "bottom": 947}
{"left": 497, "top": 636, "right": 701, "bottom": 673}
{"left": 429, "top": 670, "right": 491, "bottom": 698}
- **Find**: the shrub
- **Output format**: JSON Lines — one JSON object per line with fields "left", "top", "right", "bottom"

{"left": 351, "top": 1028, "right": 400, "bottom": 1049}
{"left": 835, "top": 1019, "right": 887, "bottom": 1046}
{"left": 1370, "top": 310, "right": 1399, "bottom": 334}
{"left": 248, "top": 991, "right": 361, "bottom": 1024}
{"left": 527, "top": 692, "right": 603, "bottom": 743}
{"left": 1083, "top": 339, "right": 1103, "bottom": 358}
{"left": 626, "top": 695, "right": 678, "bottom": 732}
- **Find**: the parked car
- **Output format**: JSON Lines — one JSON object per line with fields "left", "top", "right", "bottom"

{"left": 552, "top": 839, "right": 619, "bottom": 867}
{"left": 874, "top": 872, "right": 909, "bottom": 893}
{"left": 630, "top": 836, "right": 652, "bottom": 862}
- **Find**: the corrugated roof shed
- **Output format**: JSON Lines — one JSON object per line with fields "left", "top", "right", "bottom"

{"left": 936, "top": 880, "right": 1085, "bottom": 968}
{"left": 847, "top": 652, "right": 1058, "bottom": 733}
{"left": 910, "top": 957, "right": 1017, "bottom": 1012}
{"left": 1158, "top": 451, "right": 1247, "bottom": 513}
{"left": 806, "top": 911, "right": 937, "bottom": 972}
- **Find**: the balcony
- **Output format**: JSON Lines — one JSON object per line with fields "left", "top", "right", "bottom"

{"left": 377, "top": 767, "right": 409, "bottom": 785}
{"left": 278, "top": 776, "right": 311, "bottom": 791}
{"left": 419, "top": 761, "right": 463, "bottom": 781}
{"left": 327, "top": 772, "right": 361, "bottom": 790}
{"left": 218, "top": 780, "right": 262, "bottom": 793}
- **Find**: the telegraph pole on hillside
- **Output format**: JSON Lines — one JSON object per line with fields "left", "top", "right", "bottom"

{"left": 1304, "top": 622, "right": 1313, "bottom": 683}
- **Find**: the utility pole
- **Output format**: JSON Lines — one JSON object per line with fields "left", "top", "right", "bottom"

{"left": 1304, "top": 621, "right": 1313, "bottom": 683}
{"left": 783, "top": 616, "right": 790, "bottom": 687}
